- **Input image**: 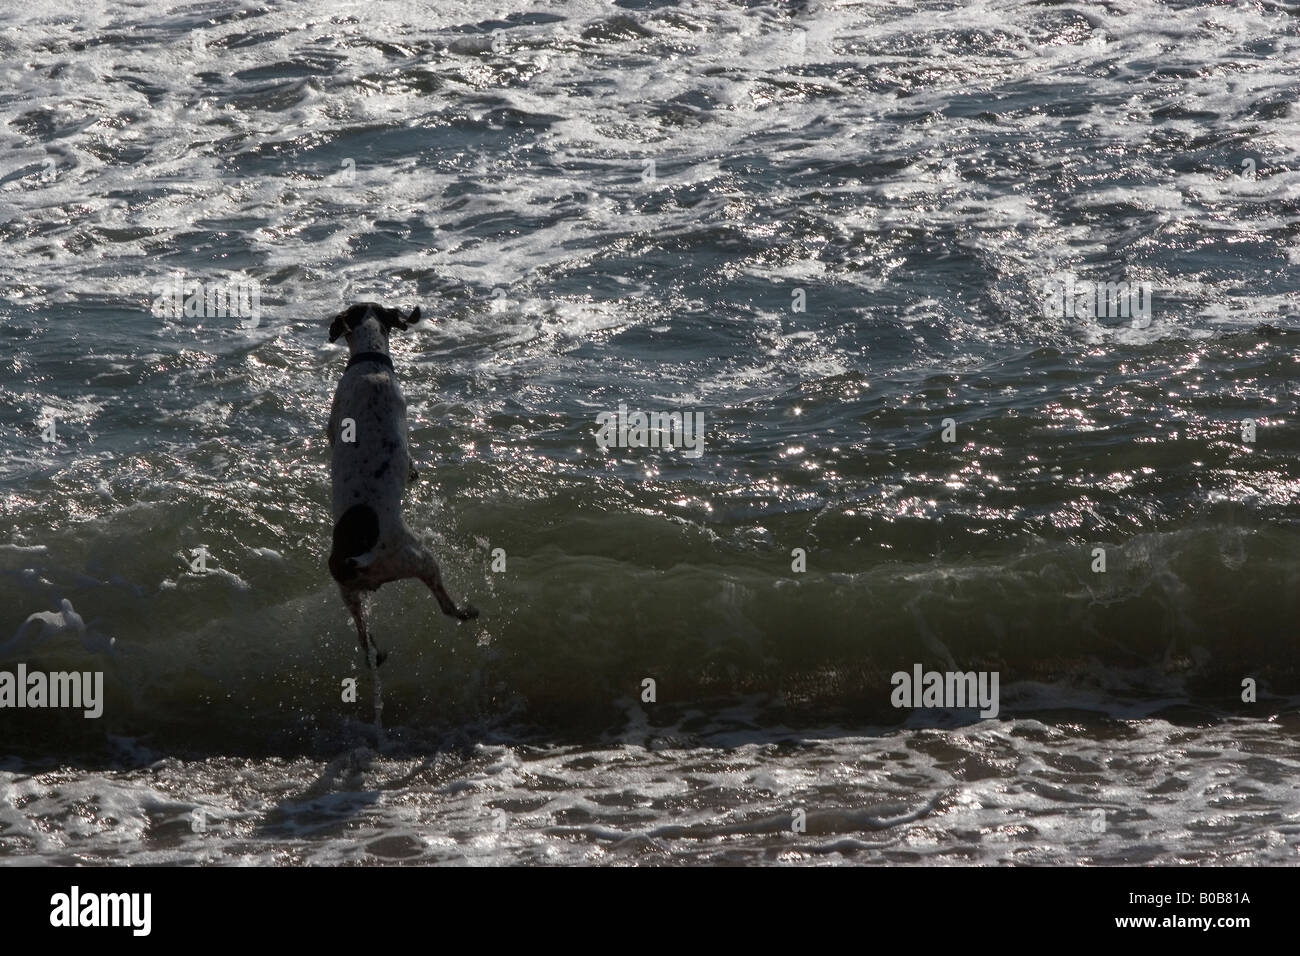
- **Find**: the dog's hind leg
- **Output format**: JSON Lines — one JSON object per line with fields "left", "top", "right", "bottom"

{"left": 341, "top": 587, "right": 388, "bottom": 669}
{"left": 406, "top": 543, "right": 479, "bottom": 621}
{"left": 341, "top": 586, "right": 386, "bottom": 733}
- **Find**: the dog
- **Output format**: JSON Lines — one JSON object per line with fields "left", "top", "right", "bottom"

{"left": 326, "top": 302, "right": 478, "bottom": 671}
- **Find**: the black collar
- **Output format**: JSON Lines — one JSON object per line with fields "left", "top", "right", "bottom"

{"left": 346, "top": 351, "right": 393, "bottom": 371}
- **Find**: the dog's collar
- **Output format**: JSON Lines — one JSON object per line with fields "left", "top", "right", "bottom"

{"left": 346, "top": 351, "right": 393, "bottom": 371}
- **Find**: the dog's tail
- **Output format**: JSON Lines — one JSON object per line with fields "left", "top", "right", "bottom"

{"left": 329, "top": 505, "right": 380, "bottom": 584}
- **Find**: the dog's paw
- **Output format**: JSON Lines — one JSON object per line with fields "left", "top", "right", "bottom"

{"left": 457, "top": 604, "right": 480, "bottom": 622}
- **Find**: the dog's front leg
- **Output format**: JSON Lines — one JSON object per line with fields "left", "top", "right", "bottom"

{"left": 401, "top": 398, "right": 418, "bottom": 483}
{"left": 327, "top": 389, "right": 342, "bottom": 447}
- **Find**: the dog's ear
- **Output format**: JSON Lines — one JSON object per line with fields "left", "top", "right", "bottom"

{"left": 328, "top": 310, "right": 350, "bottom": 343}
{"left": 379, "top": 305, "right": 417, "bottom": 332}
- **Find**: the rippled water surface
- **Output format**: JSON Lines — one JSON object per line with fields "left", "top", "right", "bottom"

{"left": 1, "top": 0, "right": 1299, "bottom": 864}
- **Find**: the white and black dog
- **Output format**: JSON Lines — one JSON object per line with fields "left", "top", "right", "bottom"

{"left": 326, "top": 303, "right": 477, "bottom": 670}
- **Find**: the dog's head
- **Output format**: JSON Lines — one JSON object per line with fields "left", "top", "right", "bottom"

{"left": 328, "top": 302, "right": 422, "bottom": 348}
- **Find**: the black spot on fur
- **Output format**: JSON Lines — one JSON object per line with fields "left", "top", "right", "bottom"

{"left": 374, "top": 461, "right": 389, "bottom": 479}
{"left": 329, "top": 504, "right": 379, "bottom": 583}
